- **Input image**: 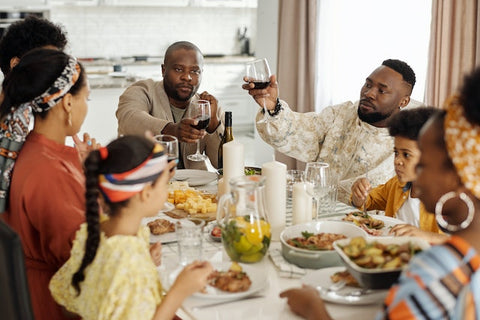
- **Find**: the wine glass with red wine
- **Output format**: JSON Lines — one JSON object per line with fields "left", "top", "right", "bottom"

{"left": 186, "top": 99, "right": 211, "bottom": 161}
{"left": 245, "top": 58, "right": 272, "bottom": 124}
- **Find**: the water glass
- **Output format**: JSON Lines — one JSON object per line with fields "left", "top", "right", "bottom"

{"left": 304, "top": 162, "right": 337, "bottom": 219}
{"left": 286, "top": 170, "right": 305, "bottom": 226}
{"left": 154, "top": 134, "right": 179, "bottom": 172}
{"left": 176, "top": 218, "right": 205, "bottom": 266}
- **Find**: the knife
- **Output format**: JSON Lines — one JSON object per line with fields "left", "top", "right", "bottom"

{"left": 191, "top": 294, "right": 264, "bottom": 310}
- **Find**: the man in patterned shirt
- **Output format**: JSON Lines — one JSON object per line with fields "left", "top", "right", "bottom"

{"left": 243, "top": 59, "right": 418, "bottom": 203}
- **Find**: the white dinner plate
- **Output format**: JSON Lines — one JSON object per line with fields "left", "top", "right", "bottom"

{"left": 334, "top": 213, "right": 405, "bottom": 236}
{"left": 168, "top": 262, "right": 267, "bottom": 300}
{"left": 142, "top": 216, "right": 194, "bottom": 244}
{"left": 302, "top": 266, "right": 388, "bottom": 305}
{"left": 173, "top": 169, "right": 217, "bottom": 187}
{"left": 159, "top": 201, "right": 174, "bottom": 214}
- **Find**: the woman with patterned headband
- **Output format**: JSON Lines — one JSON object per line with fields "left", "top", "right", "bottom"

{"left": 280, "top": 67, "right": 480, "bottom": 319}
{"left": 50, "top": 135, "right": 213, "bottom": 320}
{"left": 1, "top": 48, "right": 98, "bottom": 320}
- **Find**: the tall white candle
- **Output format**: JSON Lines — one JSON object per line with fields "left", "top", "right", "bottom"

{"left": 262, "top": 160, "right": 286, "bottom": 241}
{"left": 292, "top": 182, "right": 313, "bottom": 225}
{"left": 220, "top": 141, "right": 244, "bottom": 197}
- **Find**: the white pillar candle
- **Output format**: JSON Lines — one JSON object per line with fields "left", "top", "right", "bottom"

{"left": 220, "top": 141, "right": 244, "bottom": 197}
{"left": 262, "top": 160, "right": 287, "bottom": 241}
{"left": 292, "top": 182, "right": 313, "bottom": 225}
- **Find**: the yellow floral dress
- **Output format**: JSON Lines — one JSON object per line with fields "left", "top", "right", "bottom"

{"left": 49, "top": 223, "right": 162, "bottom": 320}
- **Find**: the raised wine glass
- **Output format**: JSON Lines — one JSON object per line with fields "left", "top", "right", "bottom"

{"left": 245, "top": 58, "right": 272, "bottom": 124}
{"left": 186, "top": 99, "right": 211, "bottom": 162}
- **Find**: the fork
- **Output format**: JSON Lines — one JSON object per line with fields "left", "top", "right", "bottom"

{"left": 317, "top": 280, "right": 347, "bottom": 294}
{"left": 363, "top": 160, "right": 369, "bottom": 215}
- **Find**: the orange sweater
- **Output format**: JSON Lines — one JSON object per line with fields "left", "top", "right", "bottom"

{"left": 355, "top": 176, "right": 440, "bottom": 233}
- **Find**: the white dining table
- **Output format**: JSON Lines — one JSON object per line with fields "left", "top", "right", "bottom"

{"left": 158, "top": 201, "right": 383, "bottom": 320}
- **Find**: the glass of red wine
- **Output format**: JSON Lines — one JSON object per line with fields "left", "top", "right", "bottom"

{"left": 154, "top": 134, "right": 179, "bottom": 172}
{"left": 245, "top": 58, "right": 272, "bottom": 124}
{"left": 186, "top": 99, "right": 211, "bottom": 162}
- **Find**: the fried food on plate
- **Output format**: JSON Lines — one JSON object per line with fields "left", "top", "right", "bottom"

{"left": 147, "top": 218, "right": 175, "bottom": 235}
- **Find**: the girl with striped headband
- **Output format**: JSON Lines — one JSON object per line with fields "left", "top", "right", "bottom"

{"left": 1, "top": 48, "right": 98, "bottom": 320}
{"left": 50, "top": 135, "right": 213, "bottom": 320}
{"left": 280, "top": 67, "right": 480, "bottom": 319}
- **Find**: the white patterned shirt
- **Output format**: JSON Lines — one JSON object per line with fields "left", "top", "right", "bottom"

{"left": 256, "top": 100, "right": 396, "bottom": 203}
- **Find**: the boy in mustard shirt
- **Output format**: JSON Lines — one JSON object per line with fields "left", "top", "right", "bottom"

{"left": 351, "top": 107, "right": 447, "bottom": 244}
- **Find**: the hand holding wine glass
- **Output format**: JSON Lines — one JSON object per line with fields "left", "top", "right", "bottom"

{"left": 244, "top": 58, "right": 274, "bottom": 123}
{"left": 186, "top": 99, "right": 211, "bottom": 161}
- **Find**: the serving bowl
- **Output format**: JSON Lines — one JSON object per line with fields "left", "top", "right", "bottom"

{"left": 333, "top": 236, "right": 430, "bottom": 289}
{"left": 280, "top": 221, "right": 367, "bottom": 269}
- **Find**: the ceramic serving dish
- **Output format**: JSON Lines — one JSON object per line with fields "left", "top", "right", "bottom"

{"left": 280, "top": 221, "right": 367, "bottom": 269}
{"left": 333, "top": 236, "right": 430, "bottom": 289}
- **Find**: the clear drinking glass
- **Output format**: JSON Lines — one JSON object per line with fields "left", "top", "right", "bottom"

{"left": 186, "top": 100, "right": 211, "bottom": 161}
{"left": 176, "top": 218, "right": 205, "bottom": 266}
{"left": 245, "top": 58, "right": 272, "bottom": 124}
{"left": 304, "top": 162, "right": 332, "bottom": 219}
{"left": 154, "top": 134, "right": 179, "bottom": 172}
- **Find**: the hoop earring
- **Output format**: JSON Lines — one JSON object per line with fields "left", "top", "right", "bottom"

{"left": 435, "top": 191, "right": 475, "bottom": 232}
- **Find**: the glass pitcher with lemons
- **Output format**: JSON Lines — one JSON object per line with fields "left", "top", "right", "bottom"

{"left": 217, "top": 175, "right": 271, "bottom": 263}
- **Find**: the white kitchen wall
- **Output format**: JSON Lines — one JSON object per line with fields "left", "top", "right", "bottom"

{"left": 49, "top": 5, "right": 256, "bottom": 58}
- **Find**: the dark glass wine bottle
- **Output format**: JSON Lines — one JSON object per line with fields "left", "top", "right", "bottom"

{"left": 218, "top": 111, "right": 234, "bottom": 169}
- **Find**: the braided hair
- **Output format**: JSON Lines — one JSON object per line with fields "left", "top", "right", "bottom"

{"left": 71, "top": 135, "right": 156, "bottom": 294}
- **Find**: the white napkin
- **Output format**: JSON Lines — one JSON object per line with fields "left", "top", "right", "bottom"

{"left": 269, "top": 248, "right": 306, "bottom": 279}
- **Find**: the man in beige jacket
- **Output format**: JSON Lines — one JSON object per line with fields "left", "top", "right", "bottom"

{"left": 116, "top": 41, "right": 223, "bottom": 170}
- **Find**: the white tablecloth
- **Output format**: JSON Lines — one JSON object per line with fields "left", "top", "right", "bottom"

{"left": 159, "top": 201, "right": 382, "bottom": 320}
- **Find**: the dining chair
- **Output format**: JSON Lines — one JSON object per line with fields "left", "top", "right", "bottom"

{"left": 0, "top": 219, "right": 34, "bottom": 320}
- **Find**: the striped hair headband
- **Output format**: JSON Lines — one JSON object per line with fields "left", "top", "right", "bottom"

{"left": 98, "top": 144, "right": 168, "bottom": 203}
{"left": 30, "top": 56, "right": 80, "bottom": 112}
{"left": 444, "top": 95, "right": 480, "bottom": 199}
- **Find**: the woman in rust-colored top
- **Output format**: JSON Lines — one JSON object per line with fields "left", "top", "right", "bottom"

{"left": 1, "top": 49, "right": 97, "bottom": 320}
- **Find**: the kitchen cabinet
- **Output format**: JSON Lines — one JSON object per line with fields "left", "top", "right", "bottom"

{"left": 201, "top": 62, "right": 256, "bottom": 134}
{"left": 81, "top": 87, "right": 122, "bottom": 145}
{"left": 48, "top": 0, "right": 98, "bottom": 5}
{"left": 0, "top": 0, "right": 47, "bottom": 8}
{"left": 191, "top": 0, "right": 257, "bottom": 7}
{"left": 102, "top": 0, "right": 188, "bottom": 6}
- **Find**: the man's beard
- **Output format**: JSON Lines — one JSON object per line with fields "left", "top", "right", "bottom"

{"left": 357, "top": 107, "right": 393, "bottom": 124}
{"left": 164, "top": 82, "right": 195, "bottom": 102}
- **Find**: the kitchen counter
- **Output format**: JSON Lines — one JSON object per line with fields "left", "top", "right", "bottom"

{"left": 83, "top": 55, "right": 255, "bottom": 89}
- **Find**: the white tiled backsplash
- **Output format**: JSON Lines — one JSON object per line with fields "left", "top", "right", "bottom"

{"left": 50, "top": 5, "right": 256, "bottom": 58}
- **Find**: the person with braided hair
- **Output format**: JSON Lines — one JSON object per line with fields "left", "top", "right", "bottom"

{"left": 280, "top": 67, "right": 480, "bottom": 319}
{"left": 49, "top": 135, "right": 213, "bottom": 320}
{"left": 1, "top": 48, "right": 98, "bottom": 320}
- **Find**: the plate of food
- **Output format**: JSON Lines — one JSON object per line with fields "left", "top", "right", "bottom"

{"left": 192, "top": 262, "right": 267, "bottom": 300}
{"left": 142, "top": 216, "right": 194, "bottom": 244}
{"left": 217, "top": 166, "right": 262, "bottom": 176}
{"left": 302, "top": 266, "right": 388, "bottom": 305}
{"left": 158, "top": 201, "right": 174, "bottom": 214}
{"left": 173, "top": 169, "right": 217, "bottom": 186}
{"left": 333, "top": 236, "right": 429, "bottom": 289}
{"left": 165, "top": 187, "right": 217, "bottom": 221}
{"left": 340, "top": 211, "right": 405, "bottom": 236}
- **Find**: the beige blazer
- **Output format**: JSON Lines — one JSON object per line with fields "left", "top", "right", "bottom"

{"left": 116, "top": 79, "right": 224, "bottom": 170}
